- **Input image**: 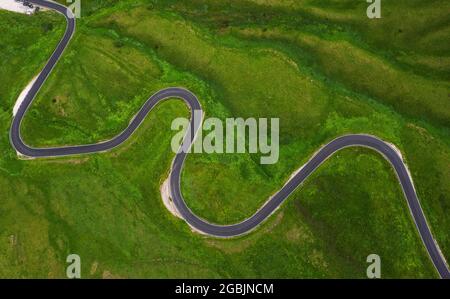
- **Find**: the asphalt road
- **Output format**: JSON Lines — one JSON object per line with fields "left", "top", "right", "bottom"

{"left": 9, "top": 0, "right": 450, "bottom": 278}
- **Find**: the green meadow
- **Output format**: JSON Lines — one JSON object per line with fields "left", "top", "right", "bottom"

{"left": 0, "top": 0, "right": 448, "bottom": 278}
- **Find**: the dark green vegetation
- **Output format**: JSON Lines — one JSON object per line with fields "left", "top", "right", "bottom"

{"left": 1, "top": 0, "right": 449, "bottom": 278}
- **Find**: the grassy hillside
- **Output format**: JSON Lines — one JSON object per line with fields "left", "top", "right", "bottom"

{"left": 0, "top": 0, "right": 448, "bottom": 278}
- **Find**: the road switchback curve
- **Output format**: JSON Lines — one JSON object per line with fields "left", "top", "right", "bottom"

{"left": 9, "top": 0, "right": 450, "bottom": 278}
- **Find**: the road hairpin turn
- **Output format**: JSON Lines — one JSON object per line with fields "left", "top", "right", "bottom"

{"left": 9, "top": 0, "right": 450, "bottom": 278}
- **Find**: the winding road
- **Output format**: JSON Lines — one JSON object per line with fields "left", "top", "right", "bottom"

{"left": 8, "top": 0, "right": 450, "bottom": 278}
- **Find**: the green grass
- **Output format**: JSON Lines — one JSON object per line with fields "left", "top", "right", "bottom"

{"left": 0, "top": 0, "right": 449, "bottom": 278}
{"left": 0, "top": 10, "right": 64, "bottom": 111}
{"left": 21, "top": 28, "right": 164, "bottom": 146}
{"left": 232, "top": 26, "right": 450, "bottom": 127}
